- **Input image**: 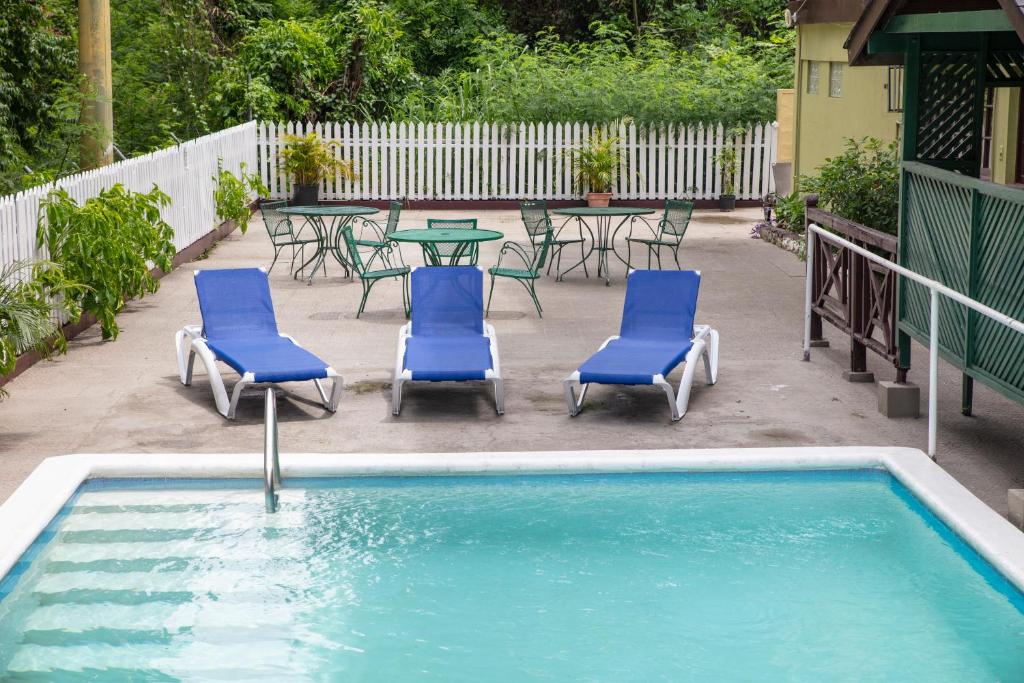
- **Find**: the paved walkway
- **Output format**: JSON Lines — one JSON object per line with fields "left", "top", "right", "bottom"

{"left": 2, "top": 209, "right": 1022, "bottom": 516}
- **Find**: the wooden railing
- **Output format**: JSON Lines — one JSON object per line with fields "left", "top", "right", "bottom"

{"left": 805, "top": 196, "right": 906, "bottom": 382}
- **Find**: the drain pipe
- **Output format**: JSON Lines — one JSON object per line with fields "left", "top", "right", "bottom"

{"left": 264, "top": 388, "right": 281, "bottom": 513}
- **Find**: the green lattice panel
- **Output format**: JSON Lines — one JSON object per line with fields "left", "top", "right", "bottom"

{"left": 900, "top": 163, "right": 1024, "bottom": 406}
{"left": 986, "top": 49, "right": 1024, "bottom": 85}
{"left": 900, "top": 171, "right": 972, "bottom": 363}
{"left": 970, "top": 195, "right": 1024, "bottom": 397}
{"left": 916, "top": 51, "right": 981, "bottom": 173}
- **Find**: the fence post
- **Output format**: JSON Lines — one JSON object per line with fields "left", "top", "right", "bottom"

{"left": 804, "top": 195, "right": 828, "bottom": 349}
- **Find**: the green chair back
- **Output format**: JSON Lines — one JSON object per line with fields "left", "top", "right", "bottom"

{"left": 383, "top": 201, "right": 402, "bottom": 237}
{"left": 339, "top": 225, "right": 366, "bottom": 275}
{"left": 519, "top": 200, "right": 550, "bottom": 242}
{"left": 660, "top": 199, "right": 694, "bottom": 239}
{"left": 260, "top": 200, "right": 292, "bottom": 238}
{"left": 427, "top": 218, "right": 478, "bottom": 261}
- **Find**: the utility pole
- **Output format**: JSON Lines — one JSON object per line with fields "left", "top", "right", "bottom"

{"left": 79, "top": 0, "right": 113, "bottom": 168}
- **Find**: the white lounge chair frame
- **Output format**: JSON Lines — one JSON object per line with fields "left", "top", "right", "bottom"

{"left": 392, "top": 322, "right": 504, "bottom": 416}
{"left": 563, "top": 324, "right": 719, "bottom": 421}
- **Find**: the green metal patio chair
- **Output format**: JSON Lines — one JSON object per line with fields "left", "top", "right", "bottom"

{"left": 486, "top": 226, "right": 553, "bottom": 318}
{"left": 520, "top": 199, "right": 587, "bottom": 280}
{"left": 355, "top": 200, "right": 402, "bottom": 269}
{"left": 339, "top": 225, "right": 410, "bottom": 318}
{"left": 427, "top": 217, "right": 478, "bottom": 265}
{"left": 260, "top": 200, "right": 320, "bottom": 275}
{"left": 625, "top": 199, "right": 694, "bottom": 270}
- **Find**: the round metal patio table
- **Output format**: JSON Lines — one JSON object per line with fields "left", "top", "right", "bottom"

{"left": 388, "top": 228, "right": 504, "bottom": 266}
{"left": 551, "top": 207, "right": 655, "bottom": 286}
{"left": 278, "top": 205, "right": 379, "bottom": 284}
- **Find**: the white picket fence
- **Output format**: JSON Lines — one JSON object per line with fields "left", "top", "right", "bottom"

{"left": 257, "top": 121, "right": 778, "bottom": 202}
{"left": 0, "top": 121, "right": 257, "bottom": 276}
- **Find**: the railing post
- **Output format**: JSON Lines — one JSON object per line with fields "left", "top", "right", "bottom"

{"left": 845, "top": 239, "right": 873, "bottom": 382}
{"left": 928, "top": 288, "right": 939, "bottom": 460}
{"left": 803, "top": 224, "right": 815, "bottom": 361}
{"left": 804, "top": 195, "right": 827, "bottom": 348}
{"left": 264, "top": 387, "right": 280, "bottom": 513}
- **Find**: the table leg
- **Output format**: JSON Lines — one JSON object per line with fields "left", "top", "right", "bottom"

{"left": 555, "top": 217, "right": 594, "bottom": 281}
{"left": 295, "top": 217, "right": 327, "bottom": 285}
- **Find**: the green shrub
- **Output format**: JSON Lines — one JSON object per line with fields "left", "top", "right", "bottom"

{"left": 0, "top": 260, "right": 82, "bottom": 395}
{"left": 802, "top": 138, "right": 899, "bottom": 235}
{"left": 774, "top": 191, "right": 805, "bottom": 233}
{"left": 214, "top": 162, "right": 269, "bottom": 234}
{"left": 38, "top": 184, "right": 175, "bottom": 340}
{"left": 572, "top": 134, "right": 618, "bottom": 194}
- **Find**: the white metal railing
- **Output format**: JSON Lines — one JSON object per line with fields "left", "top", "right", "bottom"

{"left": 803, "top": 223, "right": 1024, "bottom": 459}
{"left": 0, "top": 121, "right": 258, "bottom": 276}
{"left": 257, "top": 120, "right": 777, "bottom": 202}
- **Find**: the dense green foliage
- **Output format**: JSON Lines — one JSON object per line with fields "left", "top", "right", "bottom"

{"left": 4, "top": 0, "right": 793, "bottom": 191}
{"left": 802, "top": 138, "right": 900, "bottom": 235}
{"left": 572, "top": 134, "right": 618, "bottom": 194}
{"left": 213, "top": 162, "right": 269, "bottom": 234}
{"left": 39, "top": 185, "right": 175, "bottom": 340}
{"left": 0, "top": 260, "right": 82, "bottom": 393}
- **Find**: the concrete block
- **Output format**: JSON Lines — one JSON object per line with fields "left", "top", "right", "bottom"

{"left": 1010, "top": 490, "right": 1024, "bottom": 530}
{"left": 843, "top": 370, "right": 875, "bottom": 383}
{"left": 878, "top": 381, "right": 920, "bottom": 418}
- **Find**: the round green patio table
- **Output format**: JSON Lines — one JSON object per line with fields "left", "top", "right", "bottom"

{"left": 278, "top": 205, "right": 379, "bottom": 284}
{"left": 551, "top": 207, "right": 655, "bottom": 286}
{"left": 389, "top": 228, "right": 504, "bottom": 266}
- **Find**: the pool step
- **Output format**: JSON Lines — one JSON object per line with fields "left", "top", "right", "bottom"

{"left": 1, "top": 491, "right": 323, "bottom": 678}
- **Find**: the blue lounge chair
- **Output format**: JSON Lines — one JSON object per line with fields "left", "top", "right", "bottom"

{"left": 175, "top": 267, "right": 342, "bottom": 419}
{"left": 563, "top": 269, "right": 718, "bottom": 421}
{"left": 392, "top": 266, "right": 503, "bottom": 415}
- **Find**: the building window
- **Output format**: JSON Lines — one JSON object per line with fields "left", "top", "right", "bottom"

{"left": 807, "top": 61, "right": 820, "bottom": 95}
{"left": 829, "top": 62, "right": 843, "bottom": 98}
{"left": 887, "top": 66, "right": 904, "bottom": 112}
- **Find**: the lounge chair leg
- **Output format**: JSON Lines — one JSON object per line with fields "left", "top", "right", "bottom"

{"left": 703, "top": 328, "right": 720, "bottom": 384}
{"left": 191, "top": 338, "right": 233, "bottom": 418}
{"left": 391, "top": 376, "right": 404, "bottom": 415}
{"left": 563, "top": 374, "right": 588, "bottom": 416}
{"left": 227, "top": 372, "right": 255, "bottom": 419}
{"left": 493, "top": 377, "right": 505, "bottom": 415}
{"left": 655, "top": 339, "right": 706, "bottom": 421}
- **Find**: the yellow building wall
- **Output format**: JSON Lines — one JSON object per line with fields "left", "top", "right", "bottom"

{"left": 794, "top": 22, "right": 902, "bottom": 184}
{"left": 776, "top": 89, "right": 795, "bottom": 163}
{"left": 991, "top": 88, "right": 1021, "bottom": 185}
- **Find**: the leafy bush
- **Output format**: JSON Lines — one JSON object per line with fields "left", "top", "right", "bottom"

{"left": 0, "top": 260, "right": 82, "bottom": 395}
{"left": 774, "top": 191, "right": 805, "bottom": 233}
{"left": 214, "top": 162, "right": 269, "bottom": 234}
{"left": 802, "top": 138, "right": 900, "bottom": 235}
{"left": 39, "top": 184, "right": 175, "bottom": 340}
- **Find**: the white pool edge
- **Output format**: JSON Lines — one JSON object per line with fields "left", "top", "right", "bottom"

{"left": 2, "top": 447, "right": 1024, "bottom": 595}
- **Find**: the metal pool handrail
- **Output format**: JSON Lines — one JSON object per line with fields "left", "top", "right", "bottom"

{"left": 264, "top": 388, "right": 281, "bottom": 513}
{"left": 803, "top": 223, "right": 1024, "bottom": 460}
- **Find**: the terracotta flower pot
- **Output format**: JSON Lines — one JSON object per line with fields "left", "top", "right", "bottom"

{"left": 587, "top": 192, "right": 612, "bottom": 208}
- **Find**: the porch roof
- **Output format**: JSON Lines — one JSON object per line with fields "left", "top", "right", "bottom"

{"left": 846, "top": 0, "right": 1024, "bottom": 66}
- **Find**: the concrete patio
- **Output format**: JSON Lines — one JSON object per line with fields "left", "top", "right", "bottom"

{"left": 1, "top": 208, "right": 1022, "bottom": 516}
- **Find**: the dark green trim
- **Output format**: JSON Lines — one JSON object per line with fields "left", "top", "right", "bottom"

{"left": 902, "top": 162, "right": 1024, "bottom": 202}
{"left": 883, "top": 10, "right": 1013, "bottom": 34}
{"left": 867, "top": 32, "right": 907, "bottom": 56}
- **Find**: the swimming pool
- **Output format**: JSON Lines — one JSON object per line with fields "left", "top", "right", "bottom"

{"left": 1, "top": 449, "right": 1023, "bottom": 679}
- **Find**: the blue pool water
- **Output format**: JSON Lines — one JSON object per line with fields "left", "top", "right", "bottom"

{"left": 1, "top": 470, "right": 1023, "bottom": 680}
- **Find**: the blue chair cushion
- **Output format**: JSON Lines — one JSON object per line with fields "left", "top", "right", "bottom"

{"left": 578, "top": 338, "right": 693, "bottom": 385}
{"left": 404, "top": 335, "right": 492, "bottom": 381}
{"left": 195, "top": 268, "right": 279, "bottom": 340}
{"left": 206, "top": 336, "right": 329, "bottom": 383}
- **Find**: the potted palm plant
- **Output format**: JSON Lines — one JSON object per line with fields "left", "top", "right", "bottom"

{"left": 716, "top": 144, "right": 738, "bottom": 212}
{"left": 573, "top": 134, "right": 618, "bottom": 207}
{"left": 280, "top": 132, "right": 357, "bottom": 206}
